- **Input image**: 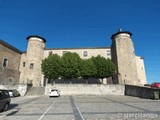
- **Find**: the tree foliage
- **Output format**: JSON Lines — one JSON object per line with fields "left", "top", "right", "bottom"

{"left": 91, "top": 55, "right": 115, "bottom": 79}
{"left": 80, "top": 59, "right": 97, "bottom": 79}
{"left": 41, "top": 53, "right": 116, "bottom": 82}
{"left": 106, "top": 58, "right": 116, "bottom": 77}
{"left": 61, "top": 52, "right": 81, "bottom": 79}
{"left": 41, "top": 54, "right": 61, "bottom": 80}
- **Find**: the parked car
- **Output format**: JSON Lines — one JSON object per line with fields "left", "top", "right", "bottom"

{"left": 49, "top": 89, "right": 60, "bottom": 97}
{"left": 8, "top": 89, "right": 20, "bottom": 97}
{"left": 0, "top": 89, "right": 11, "bottom": 112}
{"left": 151, "top": 82, "right": 160, "bottom": 88}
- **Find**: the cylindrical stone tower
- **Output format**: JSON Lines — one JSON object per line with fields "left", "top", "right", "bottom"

{"left": 25, "top": 35, "right": 46, "bottom": 86}
{"left": 111, "top": 30, "right": 138, "bottom": 85}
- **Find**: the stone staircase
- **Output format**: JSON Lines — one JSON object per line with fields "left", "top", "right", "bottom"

{"left": 26, "top": 87, "right": 45, "bottom": 96}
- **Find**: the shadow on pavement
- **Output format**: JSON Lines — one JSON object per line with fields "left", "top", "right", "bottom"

{"left": 9, "top": 104, "right": 18, "bottom": 110}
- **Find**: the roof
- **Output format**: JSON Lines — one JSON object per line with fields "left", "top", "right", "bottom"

{"left": 111, "top": 31, "right": 132, "bottom": 39}
{"left": 0, "top": 40, "right": 22, "bottom": 54}
{"left": 45, "top": 46, "right": 110, "bottom": 50}
{"left": 26, "top": 35, "right": 46, "bottom": 43}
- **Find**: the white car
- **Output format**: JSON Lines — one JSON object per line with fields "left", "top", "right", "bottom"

{"left": 49, "top": 89, "right": 60, "bottom": 97}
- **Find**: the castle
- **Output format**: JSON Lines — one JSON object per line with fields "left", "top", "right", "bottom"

{"left": 0, "top": 30, "right": 147, "bottom": 86}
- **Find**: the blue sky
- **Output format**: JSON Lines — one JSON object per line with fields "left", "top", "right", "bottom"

{"left": 0, "top": 0, "right": 160, "bottom": 84}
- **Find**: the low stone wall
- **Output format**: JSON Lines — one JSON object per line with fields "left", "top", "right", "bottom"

{"left": 125, "top": 84, "right": 160, "bottom": 99}
{"left": 45, "top": 84, "right": 124, "bottom": 95}
{"left": 0, "top": 84, "right": 29, "bottom": 96}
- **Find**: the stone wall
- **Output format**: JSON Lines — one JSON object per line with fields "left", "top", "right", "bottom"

{"left": 44, "top": 47, "right": 111, "bottom": 59}
{"left": 135, "top": 56, "right": 147, "bottom": 85}
{"left": 111, "top": 32, "right": 139, "bottom": 85}
{"left": 45, "top": 84, "right": 124, "bottom": 95}
{"left": 19, "top": 37, "right": 45, "bottom": 87}
{"left": 125, "top": 84, "right": 160, "bottom": 99}
{"left": 0, "top": 84, "right": 29, "bottom": 96}
{"left": 0, "top": 67, "right": 20, "bottom": 85}
{"left": 0, "top": 41, "right": 21, "bottom": 85}
{"left": 0, "top": 42, "right": 21, "bottom": 70}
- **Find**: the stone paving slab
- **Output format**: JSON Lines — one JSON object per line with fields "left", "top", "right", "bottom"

{"left": 0, "top": 95, "right": 159, "bottom": 120}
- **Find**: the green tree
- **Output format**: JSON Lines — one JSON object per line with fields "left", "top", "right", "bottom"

{"left": 61, "top": 52, "right": 81, "bottom": 80}
{"left": 91, "top": 55, "right": 115, "bottom": 79}
{"left": 80, "top": 59, "right": 97, "bottom": 79}
{"left": 106, "top": 58, "right": 116, "bottom": 77}
{"left": 41, "top": 54, "right": 61, "bottom": 80}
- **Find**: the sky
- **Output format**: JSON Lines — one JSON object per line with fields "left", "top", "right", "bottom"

{"left": 0, "top": 0, "right": 160, "bottom": 84}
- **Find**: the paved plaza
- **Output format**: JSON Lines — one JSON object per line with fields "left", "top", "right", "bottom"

{"left": 0, "top": 95, "right": 160, "bottom": 120}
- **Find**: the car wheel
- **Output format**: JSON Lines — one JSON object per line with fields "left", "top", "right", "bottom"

{"left": 3, "top": 103, "right": 9, "bottom": 111}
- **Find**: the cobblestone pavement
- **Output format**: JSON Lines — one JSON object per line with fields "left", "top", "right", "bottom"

{"left": 0, "top": 95, "right": 160, "bottom": 120}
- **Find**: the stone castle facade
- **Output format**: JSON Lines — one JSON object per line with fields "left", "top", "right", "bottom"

{"left": 0, "top": 30, "right": 147, "bottom": 86}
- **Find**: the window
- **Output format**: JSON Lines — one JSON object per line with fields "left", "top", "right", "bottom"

{"left": 83, "top": 51, "right": 88, "bottom": 57}
{"left": 107, "top": 50, "right": 111, "bottom": 56}
{"left": 107, "top": 53, "right": 111, "bottom": 56}
{"left": 30, "top": 63, "right": 34, "bottom": 69}
{"left": 23, "top": 62, "right": 26, "bottom": 67}
{"left": 2, "top": 58, "right": 8, "bottom": 68}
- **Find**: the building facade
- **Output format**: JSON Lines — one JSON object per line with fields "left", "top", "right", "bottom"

{"left": 111, "top": 31, "right": 146, "bottom": 85}
{"left": 0, "top": 30, "right": 147, "bottom": 86}
{"left": 0, "top": 40, "right": 22, "bottom": 85}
